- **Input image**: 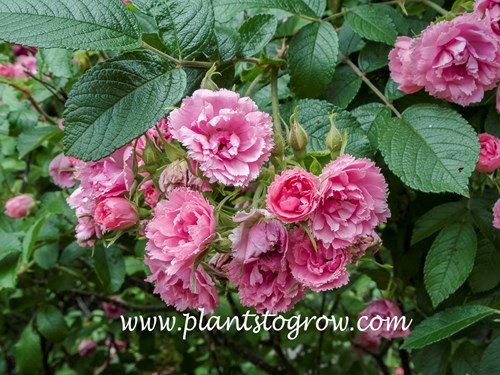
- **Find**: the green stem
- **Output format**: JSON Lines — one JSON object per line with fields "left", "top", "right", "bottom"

{"left": 142, "top": 42, "right": 215, "bottom": 69}
{"left": 270, "top": 68, "right": 285, "bottom": 159}
{"left": 420, "top": 0, "right": 452, "bottom": 16}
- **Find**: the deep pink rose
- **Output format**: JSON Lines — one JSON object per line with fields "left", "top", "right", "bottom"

{"left": 139, "top": 180, "right": 161, "bottom": 208}
{"left": 358, "top": 299, "right": 410, "bottom": 339}
{"left": 477, "top": 133, "right": 500, "bottom": 172}
{"left": 352, "top": 332, "right": 381, "bottom": 356}
{"left": 229, "top": 208, "right": 288, "bottom": 264}
{"left": 287, "top": 228, "right": 351, "bottom": 292}
{"left": 49, "top": 153, "right": 76, "bottom": 188}
{"left": 5, "top": 194, "right": 35, "bottom": 218}
{"left": 410, "top": 13, "right": 500, "bottom": 106}
{"left": 168, "top": 89, "right": 274, "bottom": 187}
{"left": 95, "top": 197, "right": 138, "bottom": 232}
{"left": 310, "top": 155, "right": 390, "bottom": 248}
{"left": 102, "top": 296, "right": 125, "bottom": 319}
{"left": 493, "top": 199, "right": 500, "bottom": 229}
{"left": 13, "top": 45, "right": 37, "bottom": 56}
{"left": 266, "top": 169, "right": 320, "bottom": 223}
{"left": 78, "top": 339, "right": 97, "bottom": 357}
{"left": 388, "top": 36, "right": 422, "bottom": 94}
{"left": 159, "top": 159, "right": 211, "bottom": 195}
{"left": 145, "top": 188, "right": 216, "bottom": 274}
{"left": 145, "top": 256, "right": 219, "bottom": 313}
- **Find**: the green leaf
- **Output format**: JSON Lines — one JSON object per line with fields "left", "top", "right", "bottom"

{"left": 358, "top": 42, "right": 391, "bottom": 73}
{"left": 64, "top": 51, "right": 186, "bottom": 161}
{"left": 0, "top": 251, "right": 20, "bottom": 289}
{"left": 385, "top": 78, "right": 406, "bottom": 101}
{"left": 402, "top": 305, "right": 496, "bottom": 350}
{"left": 468, "top": 236, "right": 500, "bottom": 293}
{"left": 413, "top": 341, "right": 451, "bottom": 375}
{"left": 338, "top": 22, "right": 364, "bottom": 57}
{"left": 15, "top": 324, "right": 42, "bottom": 375}
{"left": 238, "top": 14, "right": 277, "bottom": 57}
{"left": 451, "top": 342, "right": 481, "bottom": 375}
{"left": 17, "top": 126, "right": 60, "bottom": 159}
{"left": 424, "top": 223, "right": 477, "bottom": 307}
{"left": 93, "top": 244, "right": 125, "bottom": 293}
{"left": 214, "top": 26, "right": 241, "bottom": 62}
{"left": 345, "top": 5, "right": 397, "bottom": 45}
{"left": 322, "top": 65, "right": 361, "bottom": 109}
{"left": 288, "top": 22, "right": 338, "bottom": 98}
{"left": 480, "top": 337, "right": 500, "bottom": 375}
{"left": 36, "top": 305, "right": 68, "bottom": 342}
{"left": 412, "top": 201, "right": 468, "bottom": 245}
{"left": 137, "top": 0, "right": 214, "bottom": 59}
{"left": 33, "top": 243, "right": 58, "bottom": 270}
{"left": 378, "top": 105, "right": 480, "bottom": 197}
{"left": 39, "top": 48, "right": 75, "bottom": 79}
{"left": 22, "top": 215, "right": 48, "bottom": 263}
{"left": 351, "top": 103, "right": 391, "bottom": 149}
{"left": 0, "top": 0, "right": 141, "bottom": 51}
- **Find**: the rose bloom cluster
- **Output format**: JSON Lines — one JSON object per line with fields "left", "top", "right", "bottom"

{"left": 388, "top": 0, "right": 500, "bottom": 110}
{"left": 0, "top": 45, "right": 37, "bottom": 79}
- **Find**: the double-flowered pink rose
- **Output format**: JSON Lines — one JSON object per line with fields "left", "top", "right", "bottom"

{"left": 358, "top": 299, "right": 409, "bottom": 339}
{"left": 49, "top": 153, "right": 76, "bottom": 188}
{"left": 145, "top": 188, "right": 216, "bottom": 275}
{"left": 95, "top": 197, "right": 138, "bottom": 232}
{"left": 476, "top": 133, "right": 500, "bottom": 173}
{"left": 475, "top": 0, "right": 500, "bottom": 36}
{"left": 310, "top": 155, "right": 390, "bottom": 248}
{"left": 168, "top": 89, "right": 274, "bottom": 187}
{"left": 388, "top": 36, "right": 422, "bottom": 94}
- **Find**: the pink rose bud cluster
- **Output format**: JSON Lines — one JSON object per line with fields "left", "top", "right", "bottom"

{"left": 4, "top": 194, "right": 35, "bottom": 218}
{"left": 388, "top": 10, "right": 500, "bottom": 109}
{"left": 476, "top": 133, "right": 500, "bottom": 173}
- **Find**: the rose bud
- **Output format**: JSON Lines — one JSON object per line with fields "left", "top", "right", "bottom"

{"left": 5, "top": 194, "right": 35, "bottom": 218}
{"left": 95, "top": 197, "right": 138, "bottom": 232}
{"left": 476, "top": 133, "right": 500, "bottom": 173}
{"left": 326, "top": 113, "right": 342, "bottom": 153}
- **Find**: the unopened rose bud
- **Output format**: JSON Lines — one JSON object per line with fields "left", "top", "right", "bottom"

{"left": 5, "top": 194, "right": 35, "bottom": 218}
{"left": 200, "top": 64, "right": 220, "bottom": 91}
{"left": 95, "top": 197, "right": 138, "bottom": 232}
{"left": 326, "top": 113, "right": 342, "bottom": 153}
{"left": 288, "top": 108, "right": 308, "bottom": 160}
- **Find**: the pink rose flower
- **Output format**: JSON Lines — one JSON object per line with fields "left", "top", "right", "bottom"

{"left": 266, "top": 169, "right": 320, "bottom": 223}
{"left": 352, "top": 332, "right": 381, "bottom": 356}
{"left": 497, "top": 86, "right": 500, "bottom": 113}
{"left": 74, "top": 216, "right": 101, "bottom": 247}
{"left": 168, "top": 89, "right": 274, "bottom": 187}
{"left": 347, "top": 232, "right": 382, "bottom": 261}
{"left": 95, "top": 197, "right": 138, "bottom": 232}
{"left": 388, "top": 36, "right": 422, "bottom": 94}
{"left": 145, "top": 256, "right": 219, "bottom": 313}
{"left": 286, "top": 228, "right": 351, "bottom": 292}
{"left": 477, "top": 133, "right": 500, "bottom": 173}
{"left": 102, "top": 297, "right": 125, "bottom": 319}
{"left": 310, "top": 154, "right": 390, "bottom": 248}
{"left": 410, "top": 13, "right": 500, "bottom": 106}
{"left": 17, "top": 55, "right": 37, "bottom": 75}
{"left": 49, "top": 153, "right": 76, "bottom": 188}
{"left": 146, "top": 188, "right": 216, "bottom": 274}
{"left": 358, "top": 299, "right": 410, "bottom": 339}
{"left": 475, "top": 0, "right": 500, "bottom": 36}
{"left": 5, "top": 194, "right": 35, "bottom": 218}
{"left": 78, "top": 339, "right": 97, "bottom": 357}
{"left": 139, "top": 180, "right": 161, "bottom": 208}
{"left": 229, "top": 208, "right": 288, "bottom": 264}
{"left": 493, "top": 198, "right": 500, "bottom": 229}
{"left": 159, "top": 159, "right": 211, "bottom": 195}
{"left": 13, "top": 45, "right": 37, "bottom": 56}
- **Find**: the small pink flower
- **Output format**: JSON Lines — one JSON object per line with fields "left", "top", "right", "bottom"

{"left": 287, "top": 228, "right": 351, "bottom": 292}
{"left": 78, "top": 339, "right": 97, "bottom": 357}
{"left": 145, "top": 256, "right": 219, "bottom": 313}
{"left": 310, "top": 155, "right": 390, "bottom": 248}
{"left": 388, "top": 36, "right": 422, "bottom": 94}
{"left": 169, "top": 89, "right": 274, "bottom": 187}
{"left": 266, "top": 169, "right": 320, "bottom": 223}
{"left": 146, "top": 188, "right": 216, "bottom": 274}
{"left": 139, "top": 180, "right": 161, "bottom": 208}
{"left": 5, "top": 194, "right": 35, "bottom": 218}
{"left": 95, "top": 197, "right": 138, "bottom": 232}
{"left": 476, "top": 133, "right": 500, "bottom": 173}
{"left": 159, "top": 159, "right": 211, "bottom": 196}
{"left": 358, "top": 299, "right": 410, "bottom": 339}
{"left": 352, "top": 332, "right": 381, "bottom": 356}
{"left": 395, "top": 368, "right": 405, "bottom": 375}
{"left": 493, "top": 199, "right": 500, "bottom": 229}
{"left": 49, "top": 153, "right": 76, "bottom": 188}
{"left": 58, "top": 119, "right": 65, "bottom": 130}
{"left": 17, "top": 55, "right": 37, "bottom": 75}
{"left": 102, "top": 297, "right": 125, "bottom": 319}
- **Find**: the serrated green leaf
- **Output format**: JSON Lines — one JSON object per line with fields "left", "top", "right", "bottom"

{"left": 15, "top": 324, "right": 42, "bottom": 375}
{"left": 345, "top": 5, "right": 397, "bottom": 45}
{"left": 351, "top": 103, "right": 391, "bottom": 149}
{"left": 424, "top": 223, "right": 477, "bottom": 307}
{"left": 39, "top": 48, "right": 75, "bottom": 79}
{"left": 412, "top": 201, "right": 468, "bottom": 245}
{"left": 64, "top": 51, "right": 186, "bottom": 161}
{"left": 93, "top": 244, "right": 125, "bottom": 293}
{"left": 238, "top": 14, "right": 277, "bottom": 57}
{"left": 322, "top": 65, "right": 361, "bottom": 109}
{"left": 451, "top": 342, "right": 481, "bottom": 375}
{"left": 480, "top": 337, "right": 500, "bottom": 375}
{"left": 0, "top": 0, "right": 141, "bottom": 51}
{"left": 0, "top": 251, "right": 20, "bottom": 289}
{"left": 214, "top": 26, "right": 241, "bottom": 62}
{"left": 338, "top": 22, "right": 364, "bottom": 57}
{"left": 358, "top": 42, "right": 391, "bottom": 73}
{"left": 402, "top": 305, "right": 496, "bottom": 350}
{"left": 36, "top": 305, "right": 68, "bottom": 342}
{"left": 17, "top": 127, "right": 60, "bottom": 159}
{"left": 385, "top": 78, "right": 406, "bottom": 101}
{"left": 136, "top": 0, "right": 214, "bottom": 59}
{"left": 413, "top": 341, "right": 451, "bottom": 375}
{"left": 378, "top": 105, "right": 480, "bottom": 197}
{"left": 288, "top": 22, "right": 338, "bottom": 98}
{"left": 468, "top": 236, "right": 500, "bottom": 293}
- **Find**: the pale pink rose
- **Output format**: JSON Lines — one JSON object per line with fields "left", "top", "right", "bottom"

{"left": 347, "top": 232, "right": 382, "bottom": 261}
{"left": 476, "top": 133, "right": 500, "bottom": 173}
{"left": 411, "top": 13, "right": 500, "bottom": 106}
{"left": 49, "top": 153, "right": 76, "bottom": 188}
{"left": 168, "top": 89, "right": 274, "bottom": 187}
{"left": 352, "top": 332, "right": 381, "bottom": 356}
{"left": 266, "top": 169, "right": 320, "bottom": 223}
{"left": 229, "top": 208, "right": 288, "bottom": 264}
{"left": 493, "top": 199, "right": 500, "bottom": 229}
{"left": 0, "top": 63, "right": 24, "bottom": 78}
{"left": 159, "top": 159, "right": 211, "bottom": 195}
{"left": 5, "top": 194, "right": 35, "bottom": 218}
{"left": 310, "top": 155, "right": 390, "bottom": 248}
{"left": 145, "top": 256, "right": 219, "bottom": 313}
{"left": 358, "top": 299, "right": 410, "bottom": 339}
{"left": 287, "top": 228, "right": 351, "bottom": 292}
{"left": 102, "top": 297, "right": 125, "bottom": 319}
{"left": 145, "top": 188, "right": 216, "bottom": 274}
{"left": 74, "top": 216, "right": 101, "bottom": 247}
{"left": 139, "top": 180, "right": 161, "bottom": 208}
{"left": 78, "top": 339, "right": 97, "bottom": 357}
{"left": 388, "top": 36, "right": 422, "bottom": 94}
{"left": 95, "top": 197, "right": 138, "bottom": 232}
